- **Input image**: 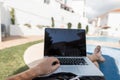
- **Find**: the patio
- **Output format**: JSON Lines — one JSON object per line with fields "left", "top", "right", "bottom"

{"left": 0, "top": 36, "right": 43, "bottom": 50}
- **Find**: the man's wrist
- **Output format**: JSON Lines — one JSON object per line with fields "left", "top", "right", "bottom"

{"left": 6, "top": 69, "right": 37, "bottom": 80}
{"left": 31, "top": 67, "right": 44, "bottom": 77}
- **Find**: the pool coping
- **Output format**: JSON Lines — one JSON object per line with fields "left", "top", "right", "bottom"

{"left": 87, "top": 40, "right": 120, "bottom": 49}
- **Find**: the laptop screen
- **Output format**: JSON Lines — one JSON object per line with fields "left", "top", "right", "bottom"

{"left": 44, "top": 28, "right": 86, "bottom": 57}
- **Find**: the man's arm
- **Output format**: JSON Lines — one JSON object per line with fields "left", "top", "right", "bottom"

{"left": 6, "top": 57, "right": 60, "bottom": 80}
{"left": 6, "top": 68, "right": 39, "bottom": 80}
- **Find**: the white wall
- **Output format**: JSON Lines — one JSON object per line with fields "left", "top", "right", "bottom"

{"left": 0, "top": 2, "right": 2, "bottom": 42}
{"left": 1, "top": 1, "right": 11, "bottom": 36}
{"left": 67, "top": 0, "right": 84, "bottom": 17}
{"left": 108, "top": 13, "right": 120, "bottom": 36}
{"left": 108, "top": 13, "right": 120, "bottom": 29}
{"left": 100, "top": 15, "right": 108, "bottom": 26}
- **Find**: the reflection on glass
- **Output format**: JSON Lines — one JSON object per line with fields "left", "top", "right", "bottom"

{"left": 44, "top": 28, "right": 86, "bottom": 57}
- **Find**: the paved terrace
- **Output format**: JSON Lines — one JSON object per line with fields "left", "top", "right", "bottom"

{"left": 0, "top": 36, "right": 44, "bottom": 50}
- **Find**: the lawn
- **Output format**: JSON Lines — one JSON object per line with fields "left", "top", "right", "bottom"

{"left": 0, "top": 40, "right": 43, "bottom": 80}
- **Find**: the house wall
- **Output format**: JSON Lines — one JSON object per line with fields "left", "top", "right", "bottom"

{"left": 93, "top": 12, "right": 120, "bottom": 36}
{"left": 67, "top": 0, "right": 85, "bottom": 17}
{"left": 107, "top": 13, "right": 120, "bottom": 37}
{"left": 108, "top": 13, "right": 120, "bottom": 29}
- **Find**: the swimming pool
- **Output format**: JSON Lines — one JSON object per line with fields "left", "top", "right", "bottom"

{"left": 86, "top": 36, "right": 119, "bottom": 43}
{"left": 87, "top": 45, "right": 120, "bottom": 80}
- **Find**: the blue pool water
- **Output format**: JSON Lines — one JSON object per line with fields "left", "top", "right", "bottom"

{"left": 86, "top": 36, "right": 119, "bottom": 43}
{"left": 87, "top": 45, "right": 120, "bottom": 80}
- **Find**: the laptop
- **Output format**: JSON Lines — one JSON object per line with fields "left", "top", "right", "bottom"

{"left": 44, "top": 28, "right": 103, "bottom": 76}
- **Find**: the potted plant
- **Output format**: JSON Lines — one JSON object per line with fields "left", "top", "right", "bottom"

{"left": 36, "top": 24, "right": 43, "bottom": 29}
{"left": 51, "top": 17, "right": 55, "bottom": 28}
{"left": 67, "top": 22, "right": 72, "bottom": 29}
{"left": 24, "top": 23, "right": 31, "bottom": 28}
{"left": 78, "top": 22, "right": 82, "bottom": 29}
{"left": 86, "top": 25, "right": 89, "bottom": 34}
{"left": 10, "top": 8, "right": 18, "bottom": 36}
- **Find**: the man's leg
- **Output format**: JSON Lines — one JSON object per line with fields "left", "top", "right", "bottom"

{"left": 87, "top": 45, "right": 105, "bottom": 67}
{"left": 93, "top": 45, "right": 105, "bottom": 62}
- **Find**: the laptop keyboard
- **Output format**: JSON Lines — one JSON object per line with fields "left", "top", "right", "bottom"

{"left": 58, "top": 58, "right": 88, "bottom": 65}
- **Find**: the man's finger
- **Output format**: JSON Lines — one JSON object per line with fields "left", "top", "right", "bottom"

{"left": 52, "top": 63, "right": 60, "bottom": 71}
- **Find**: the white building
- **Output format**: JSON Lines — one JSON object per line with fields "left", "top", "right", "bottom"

{"left": 0, "top": 2, "right": 2, "bottom": 42}
{"left": 0, "top": 1, "right": 11, "bottom": 42}
{"left": 107, "top": 9, "right": 120, "bottom": 37}
{"left": 0, "top": 0, "right": 88, "bottom": 37}
{"left": 89, "top": 9, "right": 120, "bottom": 36}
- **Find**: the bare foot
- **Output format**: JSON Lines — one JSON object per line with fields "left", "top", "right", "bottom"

{"left": 93, "top": 61, "right": 99, "bottom": 68}
{"left": 94, "top": 45, "right": 105, "bottom": 62}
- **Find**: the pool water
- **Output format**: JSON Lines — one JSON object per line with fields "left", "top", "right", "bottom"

{"left": 87, "top": 45, "right": 120, "bottom": 80}
{"left": 86, "top": 36, "right": 119, "bottom": 43}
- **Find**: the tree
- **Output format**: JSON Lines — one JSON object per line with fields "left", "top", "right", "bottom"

{"left": 86, "top": 25, "right": 89, "bottom": 34}
{"left": 10, "top": 8, "right": 15, "bottom": 25}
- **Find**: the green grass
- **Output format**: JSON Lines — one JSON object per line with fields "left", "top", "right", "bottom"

{"left": 0, "top": 40, "right": 43, "bottom": 80}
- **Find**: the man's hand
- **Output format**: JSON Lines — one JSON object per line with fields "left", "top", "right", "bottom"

{"left": 33, "top": 57, "right": 60, "bottom": 76}
{"left": 6, "top": 57, "right": 60, "bottom": 80}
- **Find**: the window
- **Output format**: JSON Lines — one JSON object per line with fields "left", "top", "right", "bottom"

{"left": 60, "top": 4, "right": 74, "bottom": 13}
{"left": 44, "top": 0, "right": 50, "bottom": 4}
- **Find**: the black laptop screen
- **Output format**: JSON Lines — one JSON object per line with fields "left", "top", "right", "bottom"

{"left": 44, "top": 28, "right": 86, "bottom": 57}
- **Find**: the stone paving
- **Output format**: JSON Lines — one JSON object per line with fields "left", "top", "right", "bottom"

{"left": 0, "top": 36, "right": 44, "bottom": 50}
{"left": 86, "top": 40, "right": 120, "bottom": 49}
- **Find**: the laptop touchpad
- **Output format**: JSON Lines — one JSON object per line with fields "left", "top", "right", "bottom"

{"left": 57, "top": 66, "right": 80, "bottom": 74}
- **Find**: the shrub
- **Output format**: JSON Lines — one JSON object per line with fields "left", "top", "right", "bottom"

{"left": 86, "top": 25, "right": 89, "bottom": 34}
{"left": 10, "top": 8, "right": 15, "bottom": 25}
{"left": 24, "top": 23, "right": 31, "bottom": 28}
{"left": 78, "top": 22, "right": 82, "bottom": 29}
{"left": 67, "top": 22, "right": 72, "bottom": 29}
{"left": 51, "top": 17, "right": 55, "bottom": 28}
